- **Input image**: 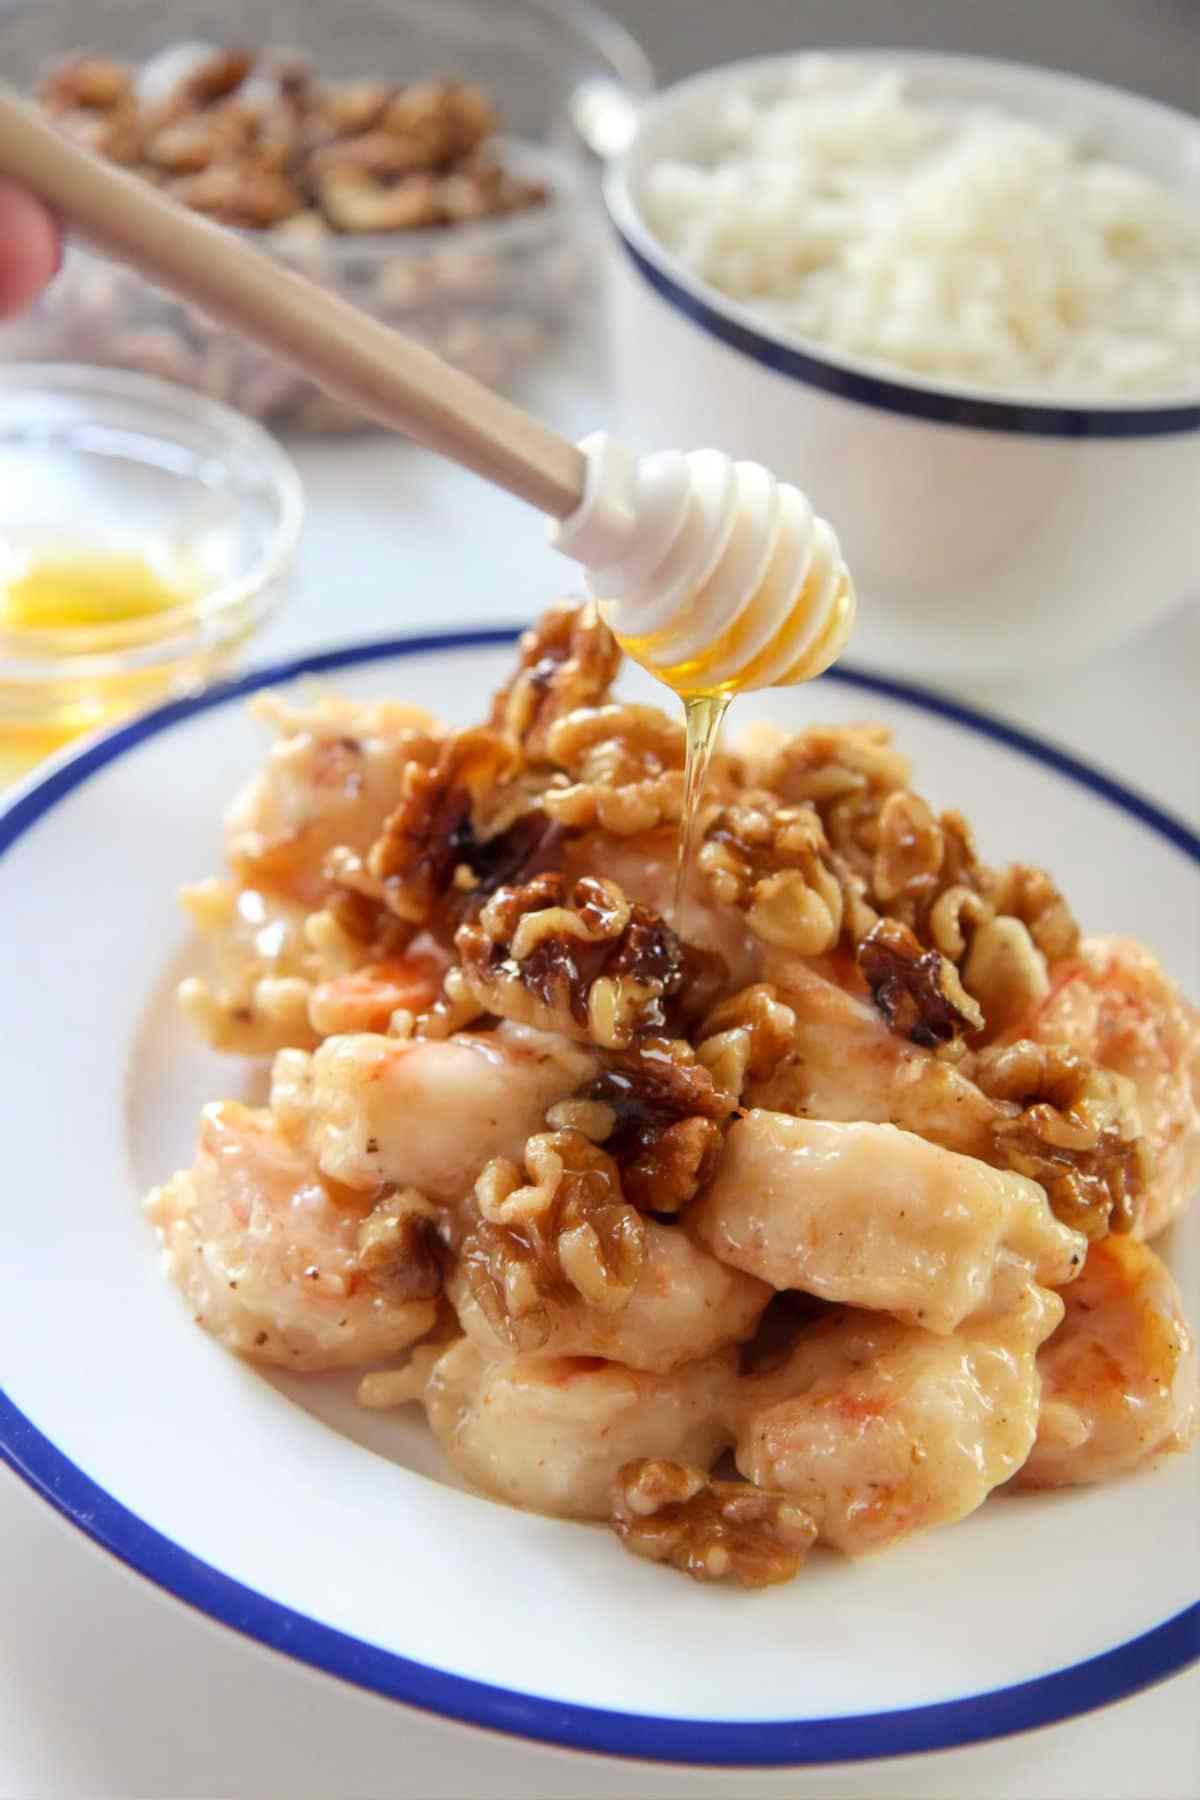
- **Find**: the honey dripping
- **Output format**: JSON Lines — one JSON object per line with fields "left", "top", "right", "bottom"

{"left": 674, "top": 693, "right": 731, "bottom": 927}
{"left": 567, "top": 440, "right": 857, "bottom": 936}
{"left": 612, "top": 559, "right": 855, "bottom": 933}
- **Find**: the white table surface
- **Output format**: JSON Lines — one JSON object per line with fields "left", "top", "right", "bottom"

{"left": 2, "top": 287, "right": 1198, "bottom": 1800}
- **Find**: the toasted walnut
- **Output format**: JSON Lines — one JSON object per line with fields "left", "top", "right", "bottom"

{"left": 381, "top": 80, "right": 499, "bottom": 164}
{"left": 927, "top": 884, "right": 994, "bottom": 961}
{"left": 975, "top": 1041, "right": 1149, "bottom": 1238}
{"left": 462, "top": 1130, "right": 645, "bottom": 1348}
{"left": 751, "top": 722, "right": 911, "bottom": 881}
{"left": 316, "top": 79, "right": 392, "bottom": 137}
{"left": 699, "top": 797, "right": 845, "bottom": 955}
{"left": 456, "top": 874, "right": 715, "bottom": 1049}
{"left": 356, "top": 1188, "right": 445, "bottom": 1301}
{"left": 858, "top": 793, "right": 988, "bottom": 950}
{"left": 871, "top": 790, "right": 944, "bottom": 906}
{"left": 590, "top": 1037, "right": 736, "bottom": 1213}
{"left": 414, "top": 963, "right": 486, "bottom": 1039}
{"left": 753, "top": 722, "right": 911, "bottom": 810}
{"left": 37, "top": 55, "right": 134, "bottom": 113}
{"left": 489, "top": 602, "right": 621, "bottom": 761}
{"left": 544, "top": 1097, "right": 618, "bottom": 1142}
{"left": 365, "top": 728, "right": 517, "bottom": 925}
{"left": 695, "top": 984, "right": 797, "bottom": 1098}
{"left": 984, "top": 863, "right": 1080, "bottom": 965}
{"left": 309, "top": 129, "right": 434, "bottom": 182}
{"left": 317, "top": 169, "right": 439, "bottom": 232}
{"left": 611, "top": 1460, "right": 816, "bottom": 1587}
{"left": 961, "top": 916, "right": 1050, "bottom": 1040}
{"left": 544, "top": 704, "right": 685, "bottom": 834}
{"left": 57, "top": 100, "right": 144, "bottom": 164}
{"left": 858, "top": 917, "right": 984, "bottom": 1049}
{"left": 170, "top": 161, "right": 304, "bottom": 227}
{"left": 176, "top": 47, "right": 256, "bottom": 108}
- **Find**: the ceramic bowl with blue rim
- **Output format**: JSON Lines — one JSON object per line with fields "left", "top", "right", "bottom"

{"left": 604, "top": 52, "right": 1200, "bottom": 680}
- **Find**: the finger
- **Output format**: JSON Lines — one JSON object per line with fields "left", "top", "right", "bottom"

{"left": 0, "top": 182, "right": 61, "bottom": 318}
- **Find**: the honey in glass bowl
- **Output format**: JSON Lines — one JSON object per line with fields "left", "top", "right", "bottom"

{"left": 0, "top": 364, "right": 303, "bottom": 782}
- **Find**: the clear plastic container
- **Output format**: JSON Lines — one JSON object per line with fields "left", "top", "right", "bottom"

{"left": 0, "top": 0, "right": 654, "bottom": 431}
{"left": 0, "top": 364, "right": 303, "bottom": 778}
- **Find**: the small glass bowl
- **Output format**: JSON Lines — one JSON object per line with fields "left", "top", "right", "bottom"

{"left": 0, "top": 0, "right": 655, "bottom": 431}
{"left": 0, "top": 363, "right": 303, "bottom": 778}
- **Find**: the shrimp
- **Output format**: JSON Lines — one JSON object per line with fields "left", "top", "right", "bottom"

{"left": 689, "top": 1109, "right": 1086, "bottom": 1334}
{"left": 306, "top": 944, "right": 451, "bottom": 1037}
{"left": 224, "top": 692, "right": 442, "bottom": 906}
{"left": 1018, "top": 1233, "right": 1198, "bottom": 1488}
{"left": 146, "top": 1100, "right": 437, "bottom": 1371}
{"left": 273, "top": 1021, "right": 596, "bottom": 1204}
{"left": 419, "top": 1338, "right": 737, "bottom": 1519}
{"left": 179, "top": 880, "right": 452, "bottom": 1056}
{"left": 449, "top": 1221, "right": 771, "bottom": 1373}
{"left": 733, "top": 1269, "right": 1063, "bottom": 1554}
{"left": 1017, "top": 935, "right": 1200, "bottom": 1238}
{"left": 751, "top": 952, "right": 1006, "bottom": 1158}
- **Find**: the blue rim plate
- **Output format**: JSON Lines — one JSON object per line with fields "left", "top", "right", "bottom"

{"left": 1, "top": 627, "right": 1197, "bottom": 1768}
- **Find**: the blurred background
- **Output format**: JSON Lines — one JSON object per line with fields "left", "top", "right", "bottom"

{"left": 606, "top": 0, "right": 1197, "bottom": 110}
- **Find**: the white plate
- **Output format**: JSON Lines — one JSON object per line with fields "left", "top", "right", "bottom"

{"left": 1, "top": 629, "right": 1197, "bottom": 1768}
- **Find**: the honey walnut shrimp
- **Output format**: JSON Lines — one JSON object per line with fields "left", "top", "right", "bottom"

{"left": 151, "top": 601, "right": 1198, "bottom": 1588}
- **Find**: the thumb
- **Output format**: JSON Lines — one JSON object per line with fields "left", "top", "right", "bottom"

{"left": 0, "top": 182, "right": 61, "bottom": 318}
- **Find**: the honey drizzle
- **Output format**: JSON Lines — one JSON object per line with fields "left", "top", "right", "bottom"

{"left": 673, "top": 693, "right": 731, "bottom": 931}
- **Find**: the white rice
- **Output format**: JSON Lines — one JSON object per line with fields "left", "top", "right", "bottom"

{"left": 641, "top": 61, "right": 1200, "bottom": 398}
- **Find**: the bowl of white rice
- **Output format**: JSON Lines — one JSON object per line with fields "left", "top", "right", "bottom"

{"left": 604, "top": 52, "right": 1200, "bottom": 678}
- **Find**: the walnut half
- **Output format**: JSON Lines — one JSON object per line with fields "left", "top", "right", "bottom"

{"left": 543, "top": 703, "right": 684, "bottom": 835}
{"left": 857, "top": 916, "right": 984, "bottom": 1050}
{"left": 455, "top": 873, "right": 714, "bottom": 1049}
{"left": 590, "top": 1037, "right": 737, "bottom": 1213}
{"left": 366, "top": 727, "right": 517, "bottom": 925}
{"left": 975, "top": 1040, "right": 1150, "bottom": 1238}
{"left": 462, "top": 1130, "right": 646, "bottom": 1349}
{"left": 699, "top": 796, "right": 848, "bottom": 955}
{"left": 489, "top": 601, "right": 620, "bottom": 761}
{"left": 611, "top": 1459, "right": 817, "bottom": 1587}
{"left": 696, "top": 983, "right": 797, "bottom": 1098}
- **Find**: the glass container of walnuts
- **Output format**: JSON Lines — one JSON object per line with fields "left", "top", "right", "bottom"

{"left": 0, "top": 0, "right": 653, "bottom": 431}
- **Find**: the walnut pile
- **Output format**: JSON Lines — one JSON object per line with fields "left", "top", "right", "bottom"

{"left": 37, "top": 49, "right": 546, "bottom": 233}
{"left": 543, "top": 704, "right": 685, "bottom": 834}
{"left": 488, "top": 602, "right": 621, "bottom": 762}
{"left": 741, "top": 725, "right": 1080, "bottom": 1018}
{"left": 588, "top": 1038, "right": 737, "bottom": 1213}
{"left": 454, "top": 873, "right": 720, "bottom": 1049}
{"left": 974, "top": 1040, "right": 1150, "bottom": 1238}
{"left": 698, "top": 795, "right": 860, "bottom": 955}
{"left": 750, "top": 722, "right": 911, "bottom": 871}
{"left": 610, "top": 1459, "right": 817, "bottom": 1587}
{"left": 462, "top": 1130, "right": 645, "bottom": 1348}
{"left": 857, "top": 917, "right": 984, "bottom": 1050}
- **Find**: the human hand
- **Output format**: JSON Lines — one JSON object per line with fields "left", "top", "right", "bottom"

{"left": 0, "top": 182, "right": 60, "bottom": 317}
